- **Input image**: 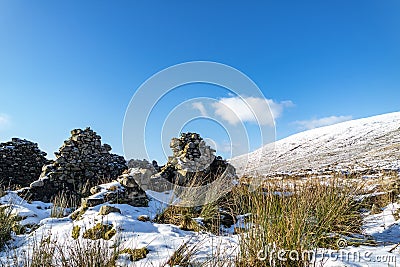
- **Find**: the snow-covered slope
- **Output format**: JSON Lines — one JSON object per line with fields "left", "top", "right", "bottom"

{"left": 231, "top": 112, "right": 400, "bottom": 175}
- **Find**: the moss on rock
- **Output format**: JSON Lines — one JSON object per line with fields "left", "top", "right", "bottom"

{"left": 83, "top": 223, "right": 116, "bottom": 240}
{"left": 70, "top": 206, "right": 88, "bottom": 221}
{"left": 119, "top": 247, "right": 149, "bottom": 261}
{"left": 71, "top": 225, "right": 81, "bottom": 239}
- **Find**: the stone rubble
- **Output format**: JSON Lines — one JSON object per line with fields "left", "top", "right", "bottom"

{"left": 127, "top": 159, "right": 155, "bottom": 170}
{"left": 126, "top": 159, "right": 168, "bottom": 191}
{"left": 130, "top": 132, "right": 237, "bottom": 192}
{"left": 0, "top": 138, "right": 50, "bottom": 189}
{"left": 159, "top": 132, "right": 236, "bottom": 187}
{"left": 21, "top": 127, "right": 127, "bottom": 202}
{"left": 82, "top": 170, "right": 149, "bottom": 208}
{"left": 3, "top": 129, "right": 235, "bottom": 208}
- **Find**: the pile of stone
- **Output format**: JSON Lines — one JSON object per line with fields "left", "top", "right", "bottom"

{"left": 129, "top": 133, "right": 236, "bottom": 192}
{"left": 22, "top": 127, "right": 127, "bottom": 202}
{"left": 126, "top": 159, "right": 169, "bottom": 191}
{"left": 82, "top": 169, "right": 149, "bottom": 208}
{"left": 0, "top": 138, "right": 50, "bottom": 189}
{"left": 169, "top": 132, "right": 215, "bottom": 172}
{"left": 158, "top": 132, "right": 235, "bottom": 186}
{"left": 127, "top": 159, "right": 155, "bottom": 170}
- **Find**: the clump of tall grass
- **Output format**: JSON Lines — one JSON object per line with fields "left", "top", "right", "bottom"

{"left": 58, "top": 239, "right": 118, "bottom": 267}
{"left": 164, "top": 238, "right": 200, "bottom": 267}
{"left": 0, "top": 205, "right": 15, "bottom": 251}
{"left": 0, "top": 188, "right": 5, "bottom": 198}
{"left": 154, "top": 205, "right": 203, "bottom": 232}
{"left": 50, "top": 191, "right": 79, "bottom": 218}
{"left": 154, "top": 200, "right": 224, "bottom": 234}
{"left": 2, "top": 235, "right": 119, "bottom": 267}
{"left": 234, "top": 178, "right": 363, "bottom": 266}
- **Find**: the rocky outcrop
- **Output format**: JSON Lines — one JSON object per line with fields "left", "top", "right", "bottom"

{"left": 0, "top": 138, "right": 50, "bottom": 189}
{"left": 21, "top": 127, "right": 127, "bottom": 202}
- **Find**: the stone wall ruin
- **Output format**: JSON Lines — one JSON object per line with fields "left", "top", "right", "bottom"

{"left": 22, "top": 127, "right": 127, "bottom": 202}
{"left": 0, "top": 138, "right": 50, "bottom": 189}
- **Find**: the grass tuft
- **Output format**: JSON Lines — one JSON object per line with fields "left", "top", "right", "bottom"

{"left": 234, "top": 178, "right": 363, "bottom": 266}
{"left": 0, "top": 206, "right": 15, "bottom": 251}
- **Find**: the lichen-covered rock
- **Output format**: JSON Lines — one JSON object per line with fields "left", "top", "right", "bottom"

{"left": 20, "top": 127, "right": 127, "bottom": 202}
{"left": 82, "top": 223, "right": 116, "bottom": 240}
{"left": 71, "top": 225, "right": 81, "bottom": 239}
{"left": 0, "top": 138, "right": 50, "bottom": 189}
{"left": 119, "top": 247, "right": 149, "bottom": 262}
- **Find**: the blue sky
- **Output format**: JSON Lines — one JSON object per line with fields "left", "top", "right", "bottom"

{"left": 0, "top": 1, "right": 399, "bottom": 162}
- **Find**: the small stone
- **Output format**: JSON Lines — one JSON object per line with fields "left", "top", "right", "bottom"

{"left": 119, "top": 175, "right": 139, "bottom": 188}
{"left": 137, "top": 215, "right": 150, "bottom": 222}
{"left": 99, "top": 205, "right": 121, "bottom": 215}
{"left": 103, "top": 144, "right": 112, "bottom": 152}
{"left": 82, "top": 197, "right": 105, "bottom": 208}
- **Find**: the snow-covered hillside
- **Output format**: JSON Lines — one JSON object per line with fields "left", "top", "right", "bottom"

{"left": 231, "top": 112, "right": 400, "bottom": 175}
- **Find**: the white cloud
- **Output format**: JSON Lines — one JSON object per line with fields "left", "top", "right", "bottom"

{"left": 210, "top": 97, "right": 293, "bottom": 126}
{"left": 0, "top": 114, "right": 10, "bottom": 130}
{"left": 192, "top": 102, "right": 208, "bottom": 116}
{"left": 294, "top": 115, "right": 353, "bottom": 130}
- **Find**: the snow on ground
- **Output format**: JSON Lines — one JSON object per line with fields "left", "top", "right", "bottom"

{"left": 2, "top": 175, "right": 400, "bottom": 261}
{"left": 2, "top": 187, "right": 400, "bottom": 266}
{"left": 3, "top": 184, "right": 400, "bottom": 266}
{"left": 0, "top": 189, "right": 238, "bottom": 266}
{"left": 315, "top": 203, "right": 400, "bottom": 267}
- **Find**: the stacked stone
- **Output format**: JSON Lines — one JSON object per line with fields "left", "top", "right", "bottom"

{"left": 0, "top": 138, "right": 50, "bottom": 189}
{"left": 167, "top": 132, "right": 215, "bottom": 175}
{"left": 156, "top": 132, "right": 235, "bottom": 187}
{"left": 23, "top": 127, "right": 127, "bottom": 202}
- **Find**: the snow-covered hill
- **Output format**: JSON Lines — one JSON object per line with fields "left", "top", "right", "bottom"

{"left": 231, "top": 112, "right": 400, "bottom": 175}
